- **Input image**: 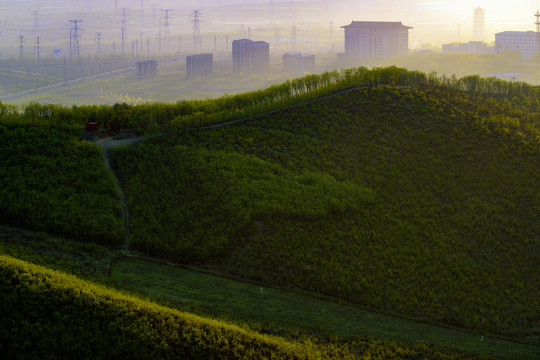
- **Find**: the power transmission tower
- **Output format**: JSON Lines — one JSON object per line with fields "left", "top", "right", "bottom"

{"left": 96, "top": 32, "right": 102, "bottom": 56}
{"left": 121, "top": 8, "right": 128, "bottom": 55}
{"left": 161, "top": 9, "right": 173, "bottom": 39}
{"left": 18, "top": 35, "right": 24, "bottom": 63}
{"left": 192, "top": 10, "right": 202, "bottom": 54}
{"left": 69, "top": 20, "right": 83, "bottom": 63}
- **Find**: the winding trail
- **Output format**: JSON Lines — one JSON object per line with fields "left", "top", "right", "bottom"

{"left": 96, "top": 85, "right": 406, "bottom": 251}
{"left": 96, "top": 137, "right": 141, "bottom": 252}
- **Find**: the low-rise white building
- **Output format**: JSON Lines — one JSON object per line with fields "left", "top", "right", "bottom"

{"left": 495, "top": 31, "right": 540, "bottom": 59}
{"left": 442, "top": 41, "right": 496, "bottom": 55}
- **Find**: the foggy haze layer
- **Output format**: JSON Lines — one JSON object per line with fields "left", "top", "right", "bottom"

{"left": 1, "top": 0, "right": 538, "bottom": 46}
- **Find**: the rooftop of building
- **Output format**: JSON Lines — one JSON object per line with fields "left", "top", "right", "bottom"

{"left": 233, "top": 39, "right": 269, "bottom": 45}
{"left": 495, "top": 31, "right": 539, "bottom": 35}
{"left": 341, "top": 21, "right": 413, "bottom": 30}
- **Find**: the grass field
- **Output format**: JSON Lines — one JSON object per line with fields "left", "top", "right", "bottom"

{"left": 8, "top": 60, "right": 294, "bottom": 106}
{"left": 110, "top": 257, "right": 539, "bottom": 360}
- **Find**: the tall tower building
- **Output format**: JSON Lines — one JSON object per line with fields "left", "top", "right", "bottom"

{"left": 473, "top": 7, "right": 486, "bottom": 41}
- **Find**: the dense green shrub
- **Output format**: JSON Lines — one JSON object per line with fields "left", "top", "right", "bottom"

{"left": 0, "top": 122, "right": 123, "bottom": 243}
{"left": 113, "top": 85, "right": 539, "bottom": 336}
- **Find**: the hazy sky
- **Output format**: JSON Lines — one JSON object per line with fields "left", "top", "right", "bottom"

{"left": 2, "top": 0, "right": 539, "bottom": 46}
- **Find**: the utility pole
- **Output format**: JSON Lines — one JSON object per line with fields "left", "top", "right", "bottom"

{"left": 140, "top": 32, "right": 144, "bottom": 57}
{"left": 18, "top": 35, "right": 24, "bottom": 63}
{"left": 140, "top": 0, "right": 144, "bottom": 30}
{"left": 152, "top": 4, "right": 157, "bottom": 29}
{"left": 158, "top": 19, "right": 161, "bottom": 56}
{"left": 36, "top": 35, "right": 40, "bottom": 64}
{"left": 121, "top": 8, "right": 128, "bottom": 55}
{"left": 274, "top": 28, "right": 280, "bottom": 56}
{"left": 192, "top": 10, "right": 202, "bottom": 54}
{"left": 178, "top": 36, "right": 182, "bottom": 58}
{"left": 32, "top": 11, "right": 39, "bottom": 55}
{"left": 329, "top": 21, "right": 334, "bottom": 52}
{"left": 96, "top": 32, "right": 102, "bottom": 56}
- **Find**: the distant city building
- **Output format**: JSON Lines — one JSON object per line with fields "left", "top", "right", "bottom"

{"left": 296, "top": 54, "right": 316, "bottom": 73}
{"left": 186, "top": 53, "right": 213, "bottom": 79}
{"left": 442, "top": 41, "right": 496, "bottom": 55}
{"left": 341, "top": 21, "right": 412, "bottom": 59}
{"left": 136, "top": 60, "right": 158, "bottom": 79}
{"left": 472, "top": 7, "right": 486, "bottom": 41}
{"left": 282, "top": 52, "right": 316, "bottom": 73}
{"left": 232, "top": 39, "right": 270, "bottom": 74}
{"left": 495, "top": 31, "right": 540, "bottom": 59}
{"left": 283, "top": 52, "right": 302, "bottom": 72}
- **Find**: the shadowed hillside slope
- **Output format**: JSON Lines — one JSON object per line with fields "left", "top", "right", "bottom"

{"left": 113, "top": 85, "right": 539, "bottom": 341}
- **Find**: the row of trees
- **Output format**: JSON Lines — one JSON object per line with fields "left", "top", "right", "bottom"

{"left": 1, "top": 66, "right": 538, "bottom": 135}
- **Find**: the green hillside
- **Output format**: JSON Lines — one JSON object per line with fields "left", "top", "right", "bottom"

{"left": 112, "top": 84, "right": 539, "bottom": 341}
{"left": 1, "top": 253, "right": 489, "bottom": 359}
{"left": 0, "top": 67, "right": 538, "bottom": 358}
{"left": 0, "top": 120, "right": 123, "bottom": 243}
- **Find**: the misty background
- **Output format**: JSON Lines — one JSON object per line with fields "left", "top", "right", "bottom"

{"left": 1, "top": 0, "right": 537, "bottom": 53}
{"left": 0, "top": 1, "right": 538, "bottom": 105}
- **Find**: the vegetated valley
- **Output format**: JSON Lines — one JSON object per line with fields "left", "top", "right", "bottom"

{"left": 0, "top": 67, "right": 539, "bottom": 359}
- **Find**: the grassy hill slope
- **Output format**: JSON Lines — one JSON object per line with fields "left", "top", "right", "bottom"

{"left": 0, "top": 121, "right": 123, "bottom": 243}
{"left": 1, "top": 253, "right": 490, "bottom": 359}
{"left": 112, "top": 85, "right": 539, "bottom": 341}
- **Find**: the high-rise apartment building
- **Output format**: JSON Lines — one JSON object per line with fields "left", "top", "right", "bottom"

{"left": 232, "top": 39, "right": 270, "bottom": 74}
{"left": 186, "top": 53, "right": 213, "bottom": 79}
